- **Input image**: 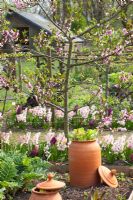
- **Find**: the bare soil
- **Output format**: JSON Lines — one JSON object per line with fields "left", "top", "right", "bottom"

{"left": 14, "top": 176, "right": 133, "bottom": 200}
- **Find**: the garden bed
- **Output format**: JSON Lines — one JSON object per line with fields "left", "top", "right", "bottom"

{"left": 50, "top": 162, "right": 133, "bottom": 177}
{"left": 14, "top": 175, "right": 133, "bottom": 200}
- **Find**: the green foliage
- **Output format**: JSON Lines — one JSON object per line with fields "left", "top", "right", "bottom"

{"left": 0, "top": 150, "right": 51, "bottom": 198}
{"left": 91, "top": 190, "right": 105, "bottom": 200}
{"left": 69, "top": 128, "right": 98, "bottom": 141}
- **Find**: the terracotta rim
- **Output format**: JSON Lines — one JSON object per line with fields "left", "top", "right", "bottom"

{"left": 72, "top": 140, "right": 96, "bottom": 143}
{"left": 32, "top": 187, "right": 59, "bottom": 195}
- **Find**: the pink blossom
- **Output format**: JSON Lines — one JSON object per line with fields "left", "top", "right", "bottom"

{"left": 29, "top": 106, "right": 46, "bottom": 118}
{"left": 27, "top": 82, "right": 33, "bottom": 90}
{"left": 105, "top": 29, "right": 113, "bottom": 35}
{"left": 12, "top": 0, "right": 27, "bottom": 9}
{"left": 127, "top": 135, "right": 133, "bottom": 149}
{"left": 68, "top": 111, "right": 76, "bottom": 119}
{"left": 102, "top": 116, "right": 112, "bottom": 126}
{"left": 55, "top": 109, "right": 64, "bottom": 118}
{"left": 128, "top": 112, "right": 133, "bottom": 121}
{"left": 114, "top": 46, "right": 123, "bottom": 55}
{"left": 122, "top": 28, "right": 128, "bottom": 35}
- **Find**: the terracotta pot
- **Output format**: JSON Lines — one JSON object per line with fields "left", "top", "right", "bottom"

{"left": 29, "top": 188, "right": 62, "bottom": 200}
{"left": 29, "top": 173, "right": 65, "bottom": 200}
{"left": 69, "top": 140, "right": 101, "bottom": 187}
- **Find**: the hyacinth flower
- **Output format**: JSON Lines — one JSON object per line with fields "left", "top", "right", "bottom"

{"left": 78, "top": 106, "right": 90, "bottom": 119}
{"left": 111, "top": 136, "right": 126, "bottom": 154}
{"left": 31, "top": 132, "right": 41, "bottom": 145}
{"left": 18, "top": 132, "right": 31, "bottom": 145}
{"left": 16, "top": 108, "right": 27, "bottom": 122}
{"left": 29, "top": 106, "right": 46, "bottom": 118}
{"left": 1, "top": 131, "right": 12, "bottom": 144}
{"left": 29, "top": 145, "right": 39, "bottom": 157}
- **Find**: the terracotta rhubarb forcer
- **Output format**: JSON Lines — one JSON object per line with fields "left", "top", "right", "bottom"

{"left": 69, "top": 140, "right": 101, "bottom": 187}
{"left": 29, "top": 173, "right": 65, "bottom": 200}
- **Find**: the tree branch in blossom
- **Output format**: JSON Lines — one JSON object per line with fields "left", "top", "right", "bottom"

{"left": 73, "top": 1, "right": 132, "bottom": 39}
{"left": 38, "top": 2, "right": 69, "bottom": 39}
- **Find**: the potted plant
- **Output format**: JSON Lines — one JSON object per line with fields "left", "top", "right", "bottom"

{"left": 68, "top": 128, "right": 101, "bottom": 188}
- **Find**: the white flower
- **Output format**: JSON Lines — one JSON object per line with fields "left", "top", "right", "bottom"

{"left": 118, "top": 120, "right": 125, "bottom": 126}
{"left": 16, "top": 108, "right": 27, "bottom": 122}
{"left": 56, "top": 133, "right": 67, "bottom": 151}
{"left": 79, "top": 106, "right": 90, "bottom": 119}
{"left": 102, "top": 135, "right": 114, "bottom": 147}
{"left": 117, "top": 127, "right": 127, "bottom": 132}
{"left": 32, "top": 132, "right": 41, "bottom": 145}
{"left": 1, "top": 131, "right": 12, "bottom": 144}
{"left": 0, "top": 112, "right": 3, "bottom": 120}
{"left": 18, "top": 132, "right": 31, "bottom": 145}
{"left": 111, "top": 136, "right": 126, "bottom": 154}
{"left": 45, "top": 129, "right": 56, "bottom": 145}
{"left": 12, "top": 102, "right": 16, "bottom": 106}
{"left": 29, "top": 106, "right": 46, "bottom": 118}
{"left": 46, "top": 108, "right": 52, "bottom": 122}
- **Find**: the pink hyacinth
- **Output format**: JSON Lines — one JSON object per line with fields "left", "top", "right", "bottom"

{"left": 102, "top": 116, "right": 112, "bottom": 126}
{"left": 127, "top": 135, "right": 133, "bottom": 149}
{"left": 29, "top": 106, "right": 46, "bottom": 118}
{"left": 105, "top": 29, "right": 113, "bottom": 35}
{"left": 12, "top": 0, "right": 27, "bottom": 9}
{"left": 55, "top": 109, "right": 64, "bottom": 118}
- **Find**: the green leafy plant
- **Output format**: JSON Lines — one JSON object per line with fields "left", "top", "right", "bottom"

{"left": 91, "top": 190, "right": 105, "bottom": 200}
{"left": 69, "top": 128, "right": 98, "bottom": 141}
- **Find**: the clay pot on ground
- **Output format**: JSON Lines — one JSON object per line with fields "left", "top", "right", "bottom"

{"left": 69, "top": 140, "right": 101, "bottom": 187}
{"left": 29, "top": 173, "right": 65, "bottom": 200}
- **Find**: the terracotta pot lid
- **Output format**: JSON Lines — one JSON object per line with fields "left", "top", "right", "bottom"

{"left": 98, "top": 166, "right": 118, "bottom": 188}
{"left": 36, "top": 173, "right": 65, "bottom": 190}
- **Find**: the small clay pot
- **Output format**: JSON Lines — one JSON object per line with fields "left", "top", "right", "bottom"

{"left": 29, "top": 173, "right": 65, "bottom": 200}
{"left": 29, "top": 188, "right": 62, "bottom": 200}
{"left": 69, "top": 140, "right": 101, "bottom": 187}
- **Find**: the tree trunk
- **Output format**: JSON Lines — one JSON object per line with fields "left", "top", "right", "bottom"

{"left": 64, "top": 40, "right": 72, "bottom": 137}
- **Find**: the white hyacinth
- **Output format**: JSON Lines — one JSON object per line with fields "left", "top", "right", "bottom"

{"left": 32, "top": 132, "right": 41, "bottom": 145}
{"left": 78, "top": 106, "right": 90, "bottom": 119}
{"left": 111, "top": 136, "right": 126, "bottom": 154}
{"left": 102, "top": 135, "right": 114, "bottom": 147}
{"left": 16, "top": 108, "right": 27, "bottom": 122}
